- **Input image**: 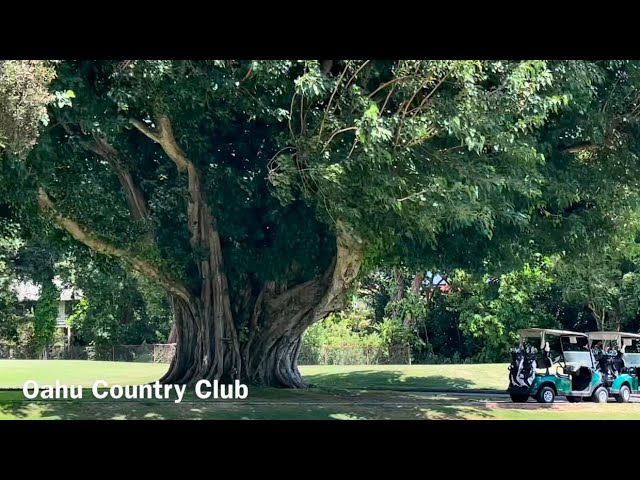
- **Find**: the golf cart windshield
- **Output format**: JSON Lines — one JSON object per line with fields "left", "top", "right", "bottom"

{"left": 622, "top": 336, "right": 640, "bottom": 367}
{"left": 560, "top": 335, "right": 592, "bottom": 366}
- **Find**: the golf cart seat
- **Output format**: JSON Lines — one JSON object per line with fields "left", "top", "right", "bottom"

{"left": 539, "top": 355, "right": 552, "bottom": 369}
{"left": 536, "top": 352, "right": 553, "bottom": 374}
{"left": 612, "top": 355, "right": 625, "bottom": 374}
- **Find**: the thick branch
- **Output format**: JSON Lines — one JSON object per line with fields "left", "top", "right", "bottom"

{"left": 131, "top": 113, "right": 240, "bottom": 372}
{"left": 130, "top": 116, "right": 188, "bottom": 172}
{"left": 267, "top": 221, "right": 365, "bottom": 325}
{"left": 311, "top": 223, "right": 365, "bottom": 322}
{"left": 563, "top": 144, "right": 602, "bottom": 154}
{"left": 129, "top": 118, "right": 162, "bottom": 144}
{"left": 37, "top": 189, "right": 190, "bottom": 303}
{"left": 394, "top": 269, "right": 406, "bottom": 302}
{"left": 563, "top": 117, "right": 624, "bottom": 154}
{"left": 87, "top": 135, "right": 150, "bottom": 221}
{"left": 60, "top": 121, "right": 149, "bottom": 222}
{"left": 259, "top": 221, "right": 365, "bottom": 353}
{"left": 131, "top": 115, "right": 210, "bottom": 249}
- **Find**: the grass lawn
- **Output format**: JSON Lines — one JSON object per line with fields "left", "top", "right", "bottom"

{"left": 0, "top": 360, "right": 168, "bottom": 389}
{"left": 0, "top": 360, "right": 508, "bottom": 390}
{"left": 2, "top": 360, "right": 640, "bottom": 420}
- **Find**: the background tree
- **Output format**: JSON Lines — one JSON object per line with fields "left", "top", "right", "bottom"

{"left": 450, "top": 256, "right": 558, "bottom": 361}
{"left": 0, "top": 60, "right": 54, "bottom": 157}
{"left": 556, "top": 216, "right": 640, "bottom": 331}
{"left": 0, "top": 215, "right": 23, "bottom": 344}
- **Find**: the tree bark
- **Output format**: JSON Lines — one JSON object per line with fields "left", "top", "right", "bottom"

{"left": 167, "top": 323, "right": 177, "bottom": 344}
{"left": 411, "top": 272, "right": 424, "bottom": 295}
{"left": 394, "top": 269, "right": 406, "bottom": 302}
{"left": 159, "top": 223, "right": 364, "bottom": 387}
{"left": 589, "top": 303, "right": 606, "bottom": 331}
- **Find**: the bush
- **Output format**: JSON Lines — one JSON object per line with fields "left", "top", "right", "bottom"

{"left": 299, "top": 312, "right": 386, "bottom": 365}
{"left": 16, "top": 321, "right": 37, "bottom": 358}
{"left": 299, "top": 313, "right": 439, "bottom": 365}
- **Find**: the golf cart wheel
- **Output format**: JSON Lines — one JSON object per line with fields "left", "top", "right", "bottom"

{"left": 592, "top": 386, "right": 609, "bottom": 404}
{"left": 566, "top": 396, "right": 582, "bottom": 403}
{"left": 536, "top": 386, "right": 555, "bottom": 404}
{"left": 510, "top": 393, "right": 529, "bottom": 403}
{"left": 615, "top": 385, "right": 631, "bottom": 403}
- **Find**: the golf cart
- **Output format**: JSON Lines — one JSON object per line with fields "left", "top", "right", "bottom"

{"left": 587, "top": 331, "right": 640, "bottom": 403}
{"left": 507, "top": 328, "right": 605, "bottom": 404}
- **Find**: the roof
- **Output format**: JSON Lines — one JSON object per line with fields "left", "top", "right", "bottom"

{"left": 518, "top": 328, "right": 588, "bottom": 338}
{"left": 588, "top": 331, "right": 640, "bottom": 340}
{"left": 10, "top": 277, "right": 83, "bottom": 302}
{"left": 621, "top": 332, "right": 640, "bottom": 339}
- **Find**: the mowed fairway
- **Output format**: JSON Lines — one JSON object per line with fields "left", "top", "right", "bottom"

{"left": 2, "top": 361, "right": 640, "bottom": 420}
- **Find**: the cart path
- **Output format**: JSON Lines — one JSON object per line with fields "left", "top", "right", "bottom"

{"left": 405, "top": 390, "right": 640, "bottom": 406}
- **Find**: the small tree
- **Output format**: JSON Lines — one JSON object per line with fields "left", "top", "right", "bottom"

{"left": 33, "top": 279, "right": 58, "bottom": 358}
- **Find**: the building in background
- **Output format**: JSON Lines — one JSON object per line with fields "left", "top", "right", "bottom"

{"left": 11, "top": 277, "right": 82, "bottom": 347}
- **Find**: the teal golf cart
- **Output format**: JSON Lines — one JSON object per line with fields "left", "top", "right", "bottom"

{"left": 508, "top": 328, "right": 606, "bottom": 404}
{"left": 587, "top": 331, "right": 640, "bottom": 403}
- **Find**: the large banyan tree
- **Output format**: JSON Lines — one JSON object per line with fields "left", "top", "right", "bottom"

{"left": 4, "top": 60, "right": 640, "bottom": 387}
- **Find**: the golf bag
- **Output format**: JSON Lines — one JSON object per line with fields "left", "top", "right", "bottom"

{"left": 597, "top": 353, "right": 625, "bottom": 385}
{"left": 509, "top": 347, "right": 537, "bottom": 388}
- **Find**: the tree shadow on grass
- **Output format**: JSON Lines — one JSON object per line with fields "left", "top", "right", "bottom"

{"left": 0, "top": 399, "right": 493, "bottom": 420}
{"left": 0, "top": 373, "right": 494, "bottom": 420}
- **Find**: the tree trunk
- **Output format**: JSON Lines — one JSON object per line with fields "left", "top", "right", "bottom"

{"left": 161, "top": 226, "right": 364, "bottom": 388}
{"left": 589, "top": 303, "right": 606, "bottom": 331}
{"left": 167, "top": 324, "right": 177, "bottom": 344}
{"left": 160, "top": 295, "right": 237, "bottom": 385}
{"left": 393, "top": 269, "right": 406, "bottom": 302}
{"left": 389, "top": 269, "right": 406, "bottom": 320}
{"left": 613, "top": 312, "right": 621, "bottom": 332}
{"left": 411, "top": 272, "right": 424, "bottom": 295}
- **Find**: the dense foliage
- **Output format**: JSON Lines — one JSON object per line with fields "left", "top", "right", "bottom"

{"left": 63, "top": 263, "right": 172, "bottom": 347}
